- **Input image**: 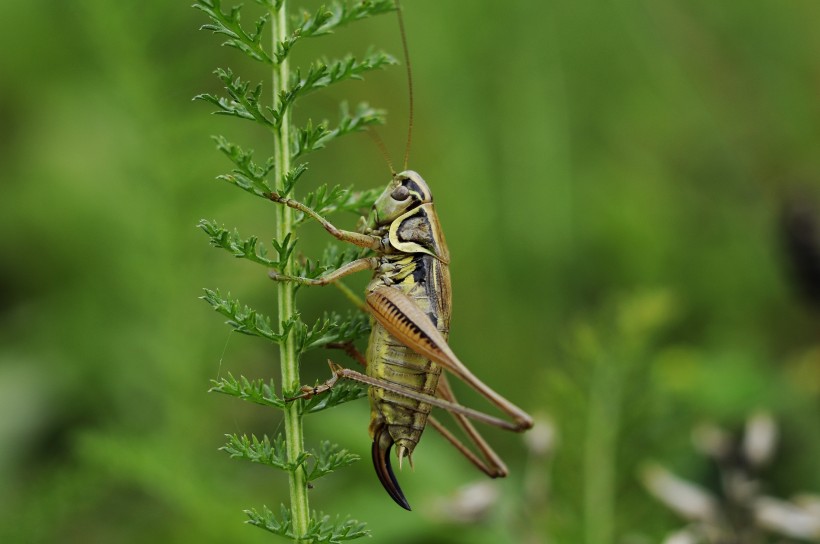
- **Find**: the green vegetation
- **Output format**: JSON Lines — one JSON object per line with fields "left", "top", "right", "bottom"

{"left": 195, "top": 0, "right": 396, "bottom": 540}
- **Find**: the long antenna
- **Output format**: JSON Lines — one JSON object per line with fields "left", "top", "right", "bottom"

{"left": 367, "top": 127, "right": 396, "bottom": 176}
{"left": 395, "top": 0, "right": 414, "bottom": 171}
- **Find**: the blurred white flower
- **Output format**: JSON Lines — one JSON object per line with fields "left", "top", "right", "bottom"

{"left": 428, "top": 481, "right": 500, "bottom": 524}
{"left": 743, "top": 411, "right": 777, "bottom": 468}
{"left": 691, "top": 422, "right": 730, "bottom": 459}
{"left": 524, "top": 413, "right": 556, "bottom": 457}
{"left": 754, "top": 496, "right": 820, "bottom": 540}
{"left": 662, "top": 528, "right": 701, "bottom": 544}
{"left": 640, "top": 463, "right": 719, "bottom": 522}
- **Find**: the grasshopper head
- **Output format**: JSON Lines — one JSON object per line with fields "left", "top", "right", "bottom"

{"left": 371, "top": 170, "right": 432, "bottom": 227}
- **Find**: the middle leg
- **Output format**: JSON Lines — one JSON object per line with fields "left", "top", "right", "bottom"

{"left": 269, "top": 257, "right": 378, "bottom": 286}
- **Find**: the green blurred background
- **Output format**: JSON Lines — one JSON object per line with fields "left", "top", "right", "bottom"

{"left": 1, "top": 0, "right": 819, "bottom": 542}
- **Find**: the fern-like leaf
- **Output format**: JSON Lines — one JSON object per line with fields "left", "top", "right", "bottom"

{"left": 272, "top": 51, "right": 396, "bottom": 123}
{"left": 305, "top": 441, "right": 360, "bottom": 482}
{"left": 211, "top": 136, "right": 274, "bottom": 198}
{"left": 222, "top": 433, "right": 309, "bottom": 471}
{"left": 199, "top": 220, "right": 281, "bottom": 267}
{"left": 281, "top": 163, "right": 309, "bottom": 195}
{"left": 296, "top": 311, "right": 371, "bottom": 353}
{"left": 302, "top": 381, "right": 368, "bottom": 414}
{"left": 201, "top": 289, "right": 296, "bottom": 343}
{"left": 196, "top": 68, "right": 274, "bottom": 127}
{"left": 291, "top": 102, "right": 386, "bottom": 160}
{"left": 246, "top": 505, "right": 294, "bottom": 539}
{"left": 194, "top": 0, "right": 273, "bottom": 64}
{"left": 209, "top": 373, "right": 285, "bottom": 408}
{"left": 306, "top": 511, "right": 370, "bottom": 543}
{"left": 246, "top": 506, "right": 369, "bottom": 543}
{"left": 298, "top": 0, "right": 396, "bottom": 38}
{"left": 297, "top": 184, "right": 381, "bottom": 227}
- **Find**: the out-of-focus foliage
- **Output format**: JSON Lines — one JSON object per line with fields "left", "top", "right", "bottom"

{"left": 643, "top": 412, "right": 820, "bottom": 543}
{"left": 0, "top": 1, "right": 819, "bottom": 543}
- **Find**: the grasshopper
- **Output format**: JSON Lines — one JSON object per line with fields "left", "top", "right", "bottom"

{"left": 268, "top": 2, "right": 533, "bottom": 511}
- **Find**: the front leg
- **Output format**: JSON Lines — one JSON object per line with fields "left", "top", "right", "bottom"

{"left": 269, "top": 192, "right": 383, "bottom": 251}
{"left": 269, "top": 257, "right": 378, "bottom": 286}
{"left": 285, "top": 360, "right": 343, "bottom": 401}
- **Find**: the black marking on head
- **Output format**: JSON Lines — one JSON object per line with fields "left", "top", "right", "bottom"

{"left": 404, "top": 179, "right": 424, "bottom": 200}
{"left": 394, "top": 171, "right": 432, "bottom": 203}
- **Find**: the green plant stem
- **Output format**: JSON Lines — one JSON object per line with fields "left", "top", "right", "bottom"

{"left": 271, "top": 2, "right": 310, "bottom": 540}
{"left": 583, "top": 357, "right": 621, "bottom": 544}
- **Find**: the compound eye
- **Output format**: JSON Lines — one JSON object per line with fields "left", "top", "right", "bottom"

{"left": 391, "top": 185, "right": 410, "bottom": 201}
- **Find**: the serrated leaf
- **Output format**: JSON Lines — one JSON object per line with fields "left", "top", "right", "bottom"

{"left": 222, "top": 433, "right": 309, "bottom": 471}
{"left": 296, "top": 182, "right": 382, "bottom": 227}
{"left": 270, "top": 232, "right": 298, "bottom": 269}
{"left": 196, "top": 68, "right": 274, "bottom": 128}
{"left": 271, "top": 51, "right": 396, "bottom": 123}
{"left": 246, "top": 504, "right": 294, "bottom": 538}
{"left": 307, "top": 511, "right": 370, "bottom": 543}
{"left": 291, "top": 102, "right": 386, "bottom": 160}
{"left": 294, "top": 51, "right": 398, "bottom": 95}
{"left": 281, "top": 163, "right": 309, "bottom": 195}
{"left": 291, "top": 244, "right": 365, "bottom": 291}
{"left": 270, "top": 1, "right": 395, "bottom": 64}
{"left": 296, "top": 310, "right": 371, "bottom": 353}
{"left": 246, "top": 505, "right": 369, "bottom": 542}
{"left": 209, "top": 372, "right": 285, "bottom": 408}
{"left": 194, "top": 0, "right": 273, "bottom": 64}
{"left": 198, "top": 220, "right": 281, "bottom": 267}
{"left": 212, "top": 136, "right": 274, "bottom": 198}
{"left": 305, "top": 441, "right": 360, "bottom": 481}
{"left": 201, "top": 289, "right": 296, "bottom": 343}
{"left": 291, "top": 119, "right": 331, "bottom": 161}
{"left": 299, "top": 0, "right": 396, "bottom": 38}
{"left": 302, "top": 381, "right": 367, "bottom": 414}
